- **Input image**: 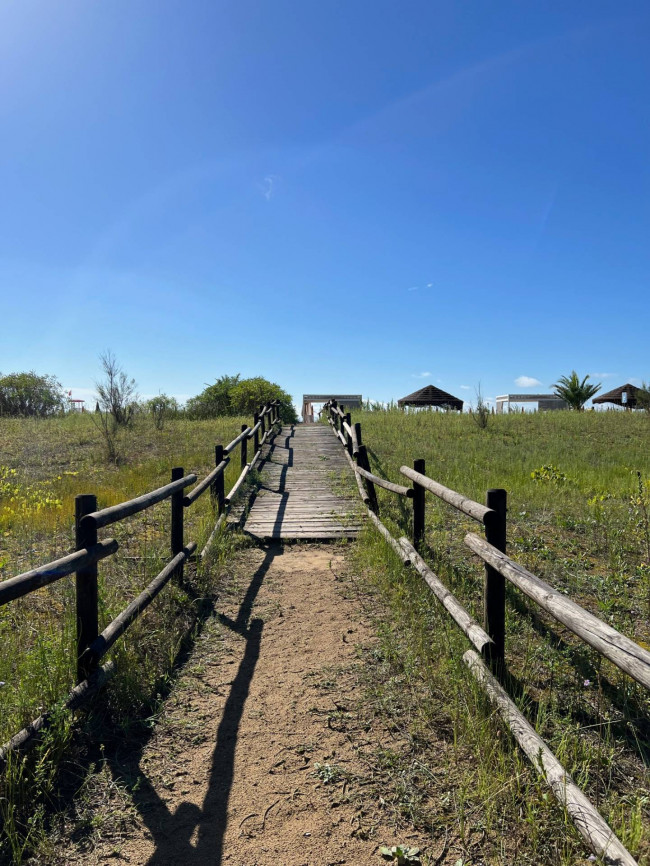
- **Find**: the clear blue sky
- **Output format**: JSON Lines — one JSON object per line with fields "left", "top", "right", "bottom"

{"left": 1, "top": 0, "right": 648, "bottom": 412}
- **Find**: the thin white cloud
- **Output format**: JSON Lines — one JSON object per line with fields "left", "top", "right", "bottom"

{"left": 262, "top": 175, "right": 278, "bottom": 200}
{"left": 460, "top": 385, "right": 471, "bottom": 390}
{"left": 591, "top": 372, "right": 617, "bottom": 379}
{"left": 426, "top": 282, "right": 433, "bottom": 288}
{"left": 407, "top": 286, "right": 418, "bottom": 292}
{"left": 412, "top": 372, "right": 431, "bottom": 378}
{"left": 515, "top": 375, "right": 542, "bottom": 387}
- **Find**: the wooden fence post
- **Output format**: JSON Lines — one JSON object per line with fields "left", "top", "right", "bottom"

{"left": 345, "top": 412, "right": 352, "bottom": 456}
{"left": 240, "top": 423, "right": 248, "bottom": 470}
{"left": 171, "top": 467, "right": 184, "bottom": 582}
{"left": 483, "top": 488, "right": 507, "bottom": 672}
{"left": 253, "top": 412, "right": 260, "bottom": 453}
{"left": 412, "top": 458, "right": 426, "bottom": 551}
{"left": 354, "top": 421, "right": 363, "bottom": 451}
{"left": 357, "top": 445, "right": 379, "bottom": 515}
{"left": 260, "top": 406, "right": 266, "bottom": 438}
{"left": 214, "top": 446, "right": 225, "bottom": 515}
{"left": 75, "top": 494, "right": 99, "bottom": 682}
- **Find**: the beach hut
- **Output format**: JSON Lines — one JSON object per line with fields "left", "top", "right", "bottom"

{"left": 398, "top": 384, "right": 463, "bottom": 411}
{"left": 592, "top": 383, "right": 642, "bottom": 409}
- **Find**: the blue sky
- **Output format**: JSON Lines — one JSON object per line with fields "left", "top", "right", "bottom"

{"left": 1, "top": 1, "right": 648, "bottom": 413}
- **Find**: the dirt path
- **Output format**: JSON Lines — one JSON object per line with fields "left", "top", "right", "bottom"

{"left": 64, "top": 543, "right": 434, "bottom": 866}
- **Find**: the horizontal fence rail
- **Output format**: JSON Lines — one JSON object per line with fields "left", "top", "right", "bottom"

{"left": 224, "top": 426, "right": 252, "bottom": 455}
{"left": 399, "top": 538, "right": 492, "bottom": 655}
{"left": 85, "top": 475, "right": 197, "bottom": 529}
{"left": 0, "top": 661, "right": 117, "bottom": 771}
{"left": 400, "top": 466, "right": 493, "bottom": 524}
{"left": 0, "top": 399, "right": 283, "bottom": 766}
{"left": 465, "top": 532, "right": 650, "bottom": 691}
{"left": 183, "top": 458, "right": 230, "bottom": 506}
{"left": 81, "top": 543, "right": 198, "bottom": 669}
{"left": 355, "top": 465, "right": 413, "bottom": 498}
{"left": 464, "top": 650, "right": 637, "bottom": 866}
{"left": 0, "top": 540, "right": 118, "bottom": 606}
{"left": 322, "top": 400, "right": 642, "bottom": 866}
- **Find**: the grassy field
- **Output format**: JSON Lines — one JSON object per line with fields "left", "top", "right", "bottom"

{"left": 0, "top": 411, "right": 255, "bottom": 861}
{"left": 348, "top": 408, "right": 650, "bottom": 864}
{"left": 1, "top": 409, "right": 649, "bottom": 863}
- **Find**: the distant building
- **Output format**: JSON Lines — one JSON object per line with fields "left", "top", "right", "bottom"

{"left": 398, "top": 385, "right": 463, "bottom": 411}
{"left": 301, "top": 394, "right": 363, "bottom": 423}
{"left": 495, "top": 394, "right": 567, "bottom": 413}
{"left": 592, "top": 383, "right": 642, "bottom": 409}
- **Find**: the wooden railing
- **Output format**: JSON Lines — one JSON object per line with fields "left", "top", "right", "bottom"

{"left": 324, "top": 400, "right": 645, "bottom": 866}
{"left": 0, "top": 401, "right": 283, "bottom": 767}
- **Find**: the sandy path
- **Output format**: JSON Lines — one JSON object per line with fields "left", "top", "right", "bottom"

{"left": 73, "top": 543, "right": 429, "bottom": 866}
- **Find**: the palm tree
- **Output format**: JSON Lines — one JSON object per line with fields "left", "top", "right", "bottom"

{"left": 552, "top": 371, "right": 601, "bottom": 411}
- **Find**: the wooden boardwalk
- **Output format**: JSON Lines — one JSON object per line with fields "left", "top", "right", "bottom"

{"left": 242, "top": 425, "right": 364, "bottom": 540}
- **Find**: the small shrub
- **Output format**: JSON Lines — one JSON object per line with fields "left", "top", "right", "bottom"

{"left": 530, "top": 464, "right": 568, "bottom": 484}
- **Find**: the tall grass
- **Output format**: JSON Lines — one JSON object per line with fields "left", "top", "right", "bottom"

{"left": 0, "top": 412, "right": 254, "bottom": 861}
{"left": 349, "top": 408, "right": 650, "bottom": 863}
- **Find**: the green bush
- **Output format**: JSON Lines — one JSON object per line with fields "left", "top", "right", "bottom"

{"left": 186, "top": 374, "right": 297, "bottom": 423}
{"left": 0, "top": 372, "right": 65, "bottom": 417}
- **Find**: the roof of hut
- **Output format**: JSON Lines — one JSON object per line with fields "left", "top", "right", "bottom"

{"left": 592, "top": 383, "right": 641, "bottom": 407}
{"left": 398, "top": 384, "right": 463, "bottom": 410}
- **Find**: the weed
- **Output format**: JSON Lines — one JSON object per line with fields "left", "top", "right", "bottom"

{"left": 313, "top": 762, "right": 344, "bottom": 784}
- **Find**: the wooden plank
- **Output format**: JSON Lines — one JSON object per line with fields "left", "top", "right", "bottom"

{"left": 243, "top": 424, "right": 363, "bottom": 540}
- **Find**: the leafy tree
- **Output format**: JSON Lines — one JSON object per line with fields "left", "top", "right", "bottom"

{"left": 185, "top": 374, "right": 240, "bottom": 419}
{"left": 0, "top": 371, "right": 65, "bottom": 416}
{"left": 187, "top": 374, "right": 297, "bottom": 423}
{"left": 552, "top": 371, "right": 601, "bottom": 411}
{"left": 230, "top": 377, "right": 297, "bottom": 422}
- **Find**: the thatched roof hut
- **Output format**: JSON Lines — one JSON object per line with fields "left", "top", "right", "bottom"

{"left": 398, "top": 384, "right": 463, "bottom": 411}
{"left": 592, "top": 383, "right": 642, "bottom": 408}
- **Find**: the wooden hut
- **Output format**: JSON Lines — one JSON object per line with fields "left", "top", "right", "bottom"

{"left": 592, "top": 383, "right": 642, "bottom": 409}
{"left": 398, "top": 384, "right": 463, "bottom": 411}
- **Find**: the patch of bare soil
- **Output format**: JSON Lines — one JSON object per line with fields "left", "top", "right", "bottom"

{"left": 54, "top": 543, "right": 442, "bottom": 866}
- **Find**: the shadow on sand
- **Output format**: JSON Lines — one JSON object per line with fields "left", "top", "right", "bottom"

{"left": 106, "top": 544, "right": 279, "bottom": 865}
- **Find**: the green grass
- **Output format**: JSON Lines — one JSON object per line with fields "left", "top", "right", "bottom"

{"left": 0, "top": 411, "right": 256, "bottom": 861}
{"left": 348, "top": 408, "right": 650, "bottom": 864}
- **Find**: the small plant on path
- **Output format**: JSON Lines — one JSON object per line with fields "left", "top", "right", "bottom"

{"left": 379, "top": 844, "right": 421, "bottom": 864}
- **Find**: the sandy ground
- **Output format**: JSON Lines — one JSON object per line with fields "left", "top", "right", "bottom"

{"left": 59, "top": 543, "right": 436, "bottom": 866}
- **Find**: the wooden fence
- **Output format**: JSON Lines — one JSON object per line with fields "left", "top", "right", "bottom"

{"left": 325, "top": 399, "right": 648, "bottom": 866}
{"left": 0, "top": 401, "right": 282, "bottom": 767}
